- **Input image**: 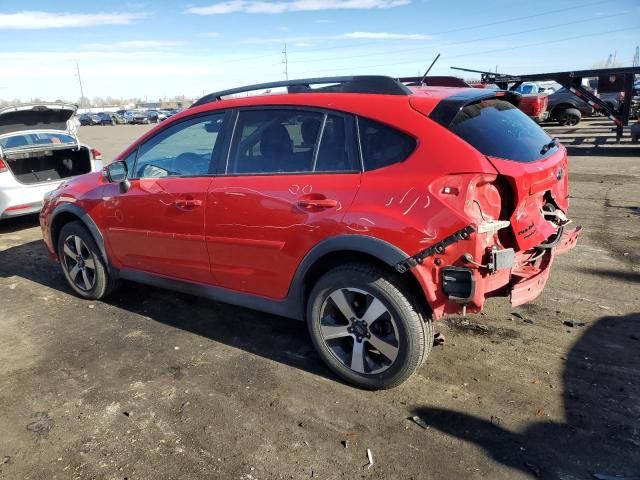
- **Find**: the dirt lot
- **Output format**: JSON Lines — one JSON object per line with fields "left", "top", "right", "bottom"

{"left": 1, "top": 118, "right": 639, "bottom": 480}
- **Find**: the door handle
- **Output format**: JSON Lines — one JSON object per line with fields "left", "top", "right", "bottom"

{"left": 174, "top": 198, "right": 202, "bottom": 209}
{"left": 297, "top": 198, "right": 338, "bottom": 209}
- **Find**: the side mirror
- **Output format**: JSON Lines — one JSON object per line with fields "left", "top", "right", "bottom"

{"left": 104, "top": 160, "right": 130, "bottom": 193}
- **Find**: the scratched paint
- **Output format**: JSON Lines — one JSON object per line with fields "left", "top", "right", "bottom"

{"left": 399, "top": 187, "right": 414, "bottom": 204}
{"left": 403, "top": 197, "right": 419, "bottom": 215}
{"left": 346, "top": 224, "right": 369, "bottom": 233}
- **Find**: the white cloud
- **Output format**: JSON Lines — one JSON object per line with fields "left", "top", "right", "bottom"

{"left": 199, "top": 31, "right": 221, "bottom": 37}
{"left": 0, "top": 11, "right": 148, "bottom": 30}
{"left": 82, "top": 40, "right": 186, "bottom": 50}
{"left": 341, "top": 31, "right": 432, "bottom": 40}
{"left": 184, "top": 0, "right": 409, "bottom": 15}
{"left": 244, "top": 31, "right": 432, "bottom": 44}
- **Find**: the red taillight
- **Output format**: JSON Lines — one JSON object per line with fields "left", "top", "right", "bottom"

{"left": 91, "top": 148, "right": 102, "bottom": 160}
{"left": 0, "top": 158, "right": 7, "bottom": 172}
{"left": 431, "top": 174, "right": 505, "bottom": 223}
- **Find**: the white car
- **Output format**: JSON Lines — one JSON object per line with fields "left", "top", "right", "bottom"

{"left": 0, "top": 103, "right": 103, "bottom": 219}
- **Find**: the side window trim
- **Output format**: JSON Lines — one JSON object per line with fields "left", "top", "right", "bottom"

{"left": 354, "top": 116, "right": 365, "bottom": 172}
{"left": 127, "top": 148, "right": 139, "bottom": 179}
{"left": 310, "top": 113, "right": 328, "bottom": 172}
{"left": 129, "top": 111, "right": 228, "bottom": 179}
{"left": 224, "top": 110, "right": 240, "bottom": 175}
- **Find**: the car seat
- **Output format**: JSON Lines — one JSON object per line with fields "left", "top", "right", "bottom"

{"left": 259, "top": 123, "right": 293, "bottom": 172}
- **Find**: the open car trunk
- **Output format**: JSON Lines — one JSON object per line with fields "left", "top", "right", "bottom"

{"left": 4, "top": 146, "right": 91, "bottom": 184}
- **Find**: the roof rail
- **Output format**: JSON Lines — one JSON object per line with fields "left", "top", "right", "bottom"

{"left": 191, "top": 75, "right": 412, "bottom": 108}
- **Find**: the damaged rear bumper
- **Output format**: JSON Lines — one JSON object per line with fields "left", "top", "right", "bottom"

{"left": 509, "top": 225, "right": 582, "bottom": 306}
{"left": 405, "top": 224, "right": 583, "bottom": 319}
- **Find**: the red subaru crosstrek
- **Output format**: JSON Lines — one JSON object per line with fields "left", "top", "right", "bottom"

{"left": 40, "top": 76, "right": 581, "bottom": 389}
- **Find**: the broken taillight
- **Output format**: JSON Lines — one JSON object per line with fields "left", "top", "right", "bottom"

{"left": 91, "top": 148, "right": 102, "bottom": 160}
{"left": 431, "top": 174, "right": 505, "bottom": 223}
{"left": 0, "top": 159, "right": 7, "bottom": 173}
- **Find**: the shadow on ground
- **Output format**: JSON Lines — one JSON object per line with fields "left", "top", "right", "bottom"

{"left": 412, "top": 312, "right": 640, "bottom": 479}
{"left": 0, "top": 239, "right": 336, "bottom": 383}
{"left": 0, "top": 214, "right": 40, "bottom": 234}
{"left": 3, "top": 240, "right": 640, "bottom": 478}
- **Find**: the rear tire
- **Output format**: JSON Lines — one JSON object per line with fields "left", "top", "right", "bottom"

{"left": 557, "top": 107, "right": 581, "bottom": 126}
{"left": 57, "top": 221, "right": 117, "bottom": 300}
{"left": 306, "top": 263, "right": 432, "bottom": 389}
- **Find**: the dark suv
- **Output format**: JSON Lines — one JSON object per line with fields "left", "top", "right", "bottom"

{"left": 40, "top": 76, "right": 581, "bottom": 389}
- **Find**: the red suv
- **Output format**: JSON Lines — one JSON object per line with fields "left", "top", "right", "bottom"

{"left": 40, "top": 76, "right": 581, "bottom": 389}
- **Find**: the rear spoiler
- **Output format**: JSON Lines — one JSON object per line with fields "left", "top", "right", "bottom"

{"left": 429, "top": 89, "right": 522, "bottom": 128}
{"left": 398, "top": 76, "right": 471, "bottom": 88}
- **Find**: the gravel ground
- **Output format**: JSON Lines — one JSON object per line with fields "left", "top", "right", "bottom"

{"left": 0, "top": 118, "right": 638, "bottom": 480}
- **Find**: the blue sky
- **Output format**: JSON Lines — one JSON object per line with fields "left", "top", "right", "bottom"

{"left": 0, "top": 0, "right": 638, "bottom": 102}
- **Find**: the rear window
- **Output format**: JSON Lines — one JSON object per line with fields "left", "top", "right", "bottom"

{"left": 0, "top": 132, "right": 75, "bottom": 149}
{"left": 449, "top": 99, "right": 557, "bottom": 162}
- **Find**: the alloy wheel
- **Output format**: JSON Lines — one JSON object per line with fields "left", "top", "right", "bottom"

{"left": 61, "top": 235, "right": 96, "bottom": 291}
{"left": 560, "top": 113, "right": 580, "bottom": 126}
{"left": 319, "top": 287, "right": 400, "bottom": 375}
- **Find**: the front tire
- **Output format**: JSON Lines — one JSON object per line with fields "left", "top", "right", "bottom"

{"left": 57, "top": 221, "right": 117, "bottom": 300}
{"left": 557, "top": 107, "right": 581, "bottom": 126}
{"left": 307, "top": 264, "right": 432, "bottom": 389}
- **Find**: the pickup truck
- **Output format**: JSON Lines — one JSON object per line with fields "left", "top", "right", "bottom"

{"left": 470, "top": 82, "right": 549, "bottom": 123}
{"left": 546, "top": 86, "right": 623, "bottom": 126}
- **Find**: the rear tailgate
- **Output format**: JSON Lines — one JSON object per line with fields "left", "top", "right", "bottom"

{"left": 486, "top": 148, "right": 568, "bottom": 250}
{"left": 429, "top": 91, "right": 576, "bottom": 251}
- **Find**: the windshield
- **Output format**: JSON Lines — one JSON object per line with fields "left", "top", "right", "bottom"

{"left": 449, "top": 99, "right": 557, "bottom": 162}
{"left": 0, "top": 132, "right": 76, "bottom": 149}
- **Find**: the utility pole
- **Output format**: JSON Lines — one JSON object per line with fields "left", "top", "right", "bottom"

{"left": 633, "top": 46, "right": 639, "bottom": 67}
{"left": 282, "top": 43, "right": 289, "bottom": 80}
{"left": 75, "top": 62, "right": 86, "bottom": 109}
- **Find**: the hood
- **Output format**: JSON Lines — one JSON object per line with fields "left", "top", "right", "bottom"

{"left": 0, "top": 103, "right": 78, "bottom": 137}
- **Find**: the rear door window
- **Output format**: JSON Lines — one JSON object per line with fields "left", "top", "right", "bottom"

{"left": 449, "top": 99, "right": 557, "bottom": 162}
{"left": 358, "top": 117, "right": 416, "bottom": 171}
{"left": 227, "top": 109, "right": 359, "bottom": 175}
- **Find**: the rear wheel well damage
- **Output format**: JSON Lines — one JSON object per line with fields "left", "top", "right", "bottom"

{"left": 301, "top": 250, "right": 431, "bottom": 320}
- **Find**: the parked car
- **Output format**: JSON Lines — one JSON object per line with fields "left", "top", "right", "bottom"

{"left": 547, "top": 88, "right": 594, "bottom": 126}
{"left": 39, "top": 76, "right": 581, "bottom": 389}
{"left": 110, "top": 113, "right": 127, "bottom": 125}
{"left": 547, "top": 86, "right": 623, "bottom": 126}
{"left": 123, "top": 110, "right": 150, "bottom": 124}
{"left": 470, "top": 82, "right": 548, "bottom": 123}
{"left": 166, "top": 109, "right": 184, "bottom": 117}
{"left": 78, "top": 113, "right": 100, "bottom": 126}
{"left": 0, "top": 104, "right": 103, "bottom": 219}
{"left": 95, "top": 112, "right": 117, "bottom": 126}
{"left": 157, "top": 110, "right": 170, "bottom": 121}
{"left": 146, "top": 110, "right": 160, "bottom": 123}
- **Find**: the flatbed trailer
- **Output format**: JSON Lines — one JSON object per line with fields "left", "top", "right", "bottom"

{"left": 451, "top": 66, "right": 640, "bottom": 141}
